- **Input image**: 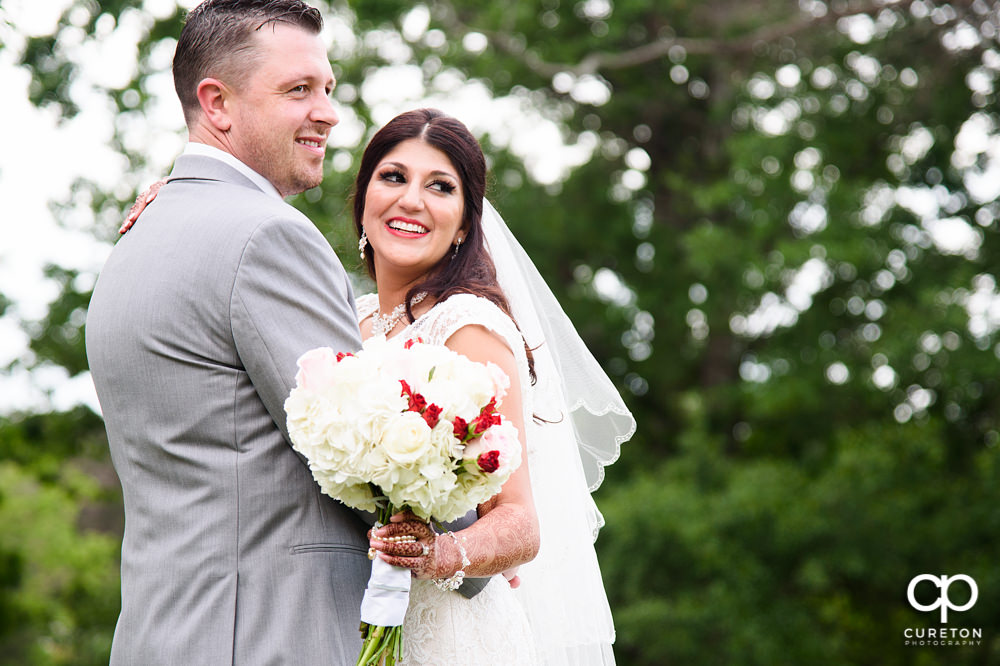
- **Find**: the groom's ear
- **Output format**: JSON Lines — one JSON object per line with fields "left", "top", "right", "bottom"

{"left": 196, "top": 78, "right": 233, "bottom": 131}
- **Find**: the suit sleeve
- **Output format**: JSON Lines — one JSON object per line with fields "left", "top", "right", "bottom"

{"left": 230, "top": 214, "right": 362, "bottom": 442}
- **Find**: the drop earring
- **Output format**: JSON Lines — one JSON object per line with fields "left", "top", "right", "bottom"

{"left": 358, "top": 230, "right": 368, "bottom": 260}
{"left": 452, "top": 236, "right": 463, "bottom": 259}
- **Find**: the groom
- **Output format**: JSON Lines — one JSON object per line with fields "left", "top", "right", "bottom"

{"left": 86, "top": 1, "right": 371, "bottom": 663}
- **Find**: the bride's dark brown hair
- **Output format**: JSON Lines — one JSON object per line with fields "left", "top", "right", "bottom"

{"left": 352, "top": 108, "right": 535, "bottom": 380}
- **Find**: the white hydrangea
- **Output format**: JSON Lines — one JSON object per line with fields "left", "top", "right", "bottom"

{"left": 284, "top": 336, "right": 521, "bottom": 524}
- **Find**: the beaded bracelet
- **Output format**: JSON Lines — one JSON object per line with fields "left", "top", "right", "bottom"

{"left": 433, "top": 531, "right": 470, "bottom": 591}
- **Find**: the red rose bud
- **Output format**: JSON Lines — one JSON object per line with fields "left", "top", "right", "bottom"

{"left": 409, "top": 393, "right": 427, "bottom": 413}
{"left": 404, "top": 338, "right": 417, "bottom": 349}
{"left": 471, "top": 415, "right": 490, "bottom": 436}
{"left": 423, "top": 404, "right": 442, "bottom": 428}
{"left": 452, "top": 417, "right": 469, "bottom": 440}
{"left": 400, "top": 380, "right": 412, "bottom": 396}
{"left": 479, "top": 397, "right": 497, "bottom": 417}
{"left": 335, "top": 352, "right": 354, "bottom": 362}
{"left": 477, "top": 450, "right": 501, "bottom": 473}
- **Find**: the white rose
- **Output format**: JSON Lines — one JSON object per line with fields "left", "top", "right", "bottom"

{"left": 380, "top": 411, "right": 434, "bottom": 466}
{"left": 464, "top": 364, "right": 500, "bottom": 410}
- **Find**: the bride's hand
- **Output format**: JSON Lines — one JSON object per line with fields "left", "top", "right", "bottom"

{"left": 370, "top": 513, "right": 460, "bottom": 580}
{"left": 502, "top": 567, "right": 521, "bottom": 588}
{"left": 119, "top": 179, "right": 166, "bottom": 234}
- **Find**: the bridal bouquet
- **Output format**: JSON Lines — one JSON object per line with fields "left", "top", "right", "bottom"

{"left": 284, "top": 335, "right": 522, "bottom": 665}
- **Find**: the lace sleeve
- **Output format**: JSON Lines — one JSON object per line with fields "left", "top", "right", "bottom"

{"left": 355, "top": 293, "right": 379, "bottom": 322}
{"left": 407, "top": 294, "right": 532, "bottom": 430}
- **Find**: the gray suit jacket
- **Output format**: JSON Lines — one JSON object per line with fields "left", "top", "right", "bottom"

{"left": 87, "top": 156, "right": 372, "bottom": 665}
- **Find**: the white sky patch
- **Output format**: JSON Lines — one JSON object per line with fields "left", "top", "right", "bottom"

{"left": 965, "top": 273, "right": 1000, "bottom": 340}
{"left": 748, "top": 74, "right": 776, "bottom": 100}
{"left": 899, "top": 125, "right": 935, "bottom": 164}
{"left": 846, "top": 52, "right": 881, "bottom": 84}
{"left": 0, "top": 55, "right": 114, "bottom": 316}
{"left": 0, "top": 364, "right": 102, "bottom": 415}
{"left": 731, "top": 258, "right": 833, "bottom": 338}
{"left": 826, "top": 361, "right": 849, "bottom": 385}
{"left": 462, "top": 32, "right": 488, "bottom": 55}
{"left": 943, "top": 21, "right": 983, "bottom": 52}
{"left": 838, "top": 14, "right": 877, "bottom": 44}
{"left": 952, "top": 113, "right": 1000, "bottom": 204}
{"left": 364, "top": 29, "right": 413, "bottom": 64}
{"left": 789, "top": 201, "right": 828, "bottom": 235}
{"left": 775, "top": 64, "right": 801, "bottom": 89}
{"left": 872, "top": 364, "right": 898, "bottom": 390}
{"left": 952, "top": 112, "right": 992, "bottom": 169}
{"left": 401, "top": 5, "right": 431, "bottom": 42}
{"left": 362, "top": 64, "right": 428, "bottom": 120}
{"left": 966, "top": 67, "right": 995, "bottom": 96}
{"left": 922, "top": 217, "right": 982, "bottom": 258}
{"left": 1, "top": 0, "right": 72, "bottom": 36}
{"left": 860, "top": 182, "right": 896, "bottom": 226}
{"left": 892, "top": 182, "right": 983, "bottom": 258}
{"left": 786, "top": 258, "right": 834, "bottom": 311}
{"left": 895, "top": 185, "right": 940, "bottom": 219}
{"left": 591, "top": 268, "right": 635, "bottom": 308}
{"left": 730, "top": 292, "right": 799, "bottom": 338}
{"left": 740, "top": 357, "right": 772, "bottom": 383}
{"left": 753, "top": 100, "right": 802, "bottom": 137}
{"left": 811, "top": 66, "right": 836, "bottom": 89}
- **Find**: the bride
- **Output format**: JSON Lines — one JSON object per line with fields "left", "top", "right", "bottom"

{"left": 356, "top": 108, "right": 634, "bottom": 665}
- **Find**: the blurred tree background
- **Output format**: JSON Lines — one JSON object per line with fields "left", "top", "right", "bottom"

{"left": 2, "top": 0, "right": 999, "bottom": 663}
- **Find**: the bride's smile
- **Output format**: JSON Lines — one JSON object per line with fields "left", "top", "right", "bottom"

{"left": 362, "top": 138, "right": 466, "bottom": 282}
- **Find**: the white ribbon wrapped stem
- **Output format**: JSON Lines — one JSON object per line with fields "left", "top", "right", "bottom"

{"left": 359, "top": 558, "right": 412, "bottom": 626}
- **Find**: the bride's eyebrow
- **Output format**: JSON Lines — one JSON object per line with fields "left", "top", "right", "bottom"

{"left": 378, "top": 161, "right": 458, "bottom": 181}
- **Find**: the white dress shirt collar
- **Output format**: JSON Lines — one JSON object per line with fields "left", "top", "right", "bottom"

{"left": 182, "top": 142, "right": 283, "bottom": 200}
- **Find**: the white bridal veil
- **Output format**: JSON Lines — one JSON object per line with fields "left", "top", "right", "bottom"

{"left": 481, "top": 199, "right": 636, "bottom": 665}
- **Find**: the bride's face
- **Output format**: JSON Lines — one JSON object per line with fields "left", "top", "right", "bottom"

{"left": 362, "top": 138, "right": 466, "bottom": 283}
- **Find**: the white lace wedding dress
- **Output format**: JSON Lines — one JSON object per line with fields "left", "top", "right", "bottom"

{"left": 357, "top": 291, "right": 617, "bottom": 665}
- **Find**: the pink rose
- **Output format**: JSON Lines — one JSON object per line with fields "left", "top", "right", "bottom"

{"left": 486, "top": 362, "right": 510, "bottom": 402}
{"left": 295, "top": 347, "right": 340, "bottom": 392}
{"left": 463, "top": 421, "right": 518, "bottom": 469}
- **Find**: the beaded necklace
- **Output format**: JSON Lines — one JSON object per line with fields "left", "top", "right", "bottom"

{"left": 371, "top": 292, "right": 428, "bottom": 337}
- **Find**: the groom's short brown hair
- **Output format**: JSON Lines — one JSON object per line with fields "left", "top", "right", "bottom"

{"left": 173, "top": 0, "right": 324, "bottom": 125}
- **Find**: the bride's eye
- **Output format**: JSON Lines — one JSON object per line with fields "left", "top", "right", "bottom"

{"left": 429, "top": 180, "right": 456, "bottom": 194}
{"left": 378, "top": 169, "right": 405, "bottom": 184}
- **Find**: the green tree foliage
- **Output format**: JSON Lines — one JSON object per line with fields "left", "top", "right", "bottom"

{"left": 4, "top": 0, "right": 1000, "bottom": 662}
{"left": 0, "top": 409, "right": 120, "bottom": 665}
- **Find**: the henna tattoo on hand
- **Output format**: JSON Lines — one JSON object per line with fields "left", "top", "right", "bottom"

{"left": 369, "top": 504, "right": 540, "bottom": 581}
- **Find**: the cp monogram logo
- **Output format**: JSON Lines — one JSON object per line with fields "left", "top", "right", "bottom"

{"left": 907, "top": 574, "right": 978, "bottom": 623}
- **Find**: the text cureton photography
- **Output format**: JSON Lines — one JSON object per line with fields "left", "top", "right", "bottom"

{"left": 904, "top": 574, "right": 984, "bottom": 648}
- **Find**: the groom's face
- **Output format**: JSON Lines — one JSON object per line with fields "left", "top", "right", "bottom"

{"left": 226, "top": 23, "right": 338, "bottom": 197}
